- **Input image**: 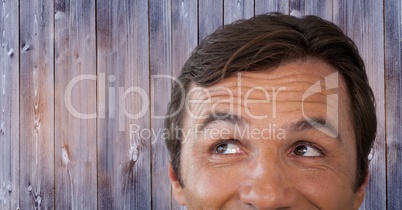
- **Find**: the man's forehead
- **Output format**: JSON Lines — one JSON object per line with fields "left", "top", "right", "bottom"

{"left": 187, "top": 60, "right": 346, "bottom": 97}
{"left": 182, "top": 60, "right": 351, "bottom": 139}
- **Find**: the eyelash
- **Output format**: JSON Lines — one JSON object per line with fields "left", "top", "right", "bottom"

{"left": 291, "top": 141, "right": 326, "bottom": 156}
{"left": 210, "top": 139, "right": 240, "bottom": 154}
{"left": 209, "top": 139, "right": 326, "bottom": 157}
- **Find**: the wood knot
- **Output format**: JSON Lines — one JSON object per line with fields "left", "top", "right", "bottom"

{"left": 61, "top": 146, "right": 71, "bottom": 166}
{"left": 33, "top": 190, "right": 42, "bottom": 210}
{"left": 22, "top": 44, "right": 30, "bottom": 51}
{"left": 7, "top": 48, "right": 14, "bottom": 57}
{"left": 129, "top": 145, "right": 139, "bottom": 162}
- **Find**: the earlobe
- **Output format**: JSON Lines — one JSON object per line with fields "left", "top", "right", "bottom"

{"left": 353, "top": 171, "right": 369, "bottom": 210}
{"left": 168, "top": 163, "right": 186, "bottom": 205}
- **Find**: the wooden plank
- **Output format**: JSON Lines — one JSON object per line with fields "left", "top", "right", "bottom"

{"left": 54, "top": 0, "right": 97, "bottom": 209}
{"left": 19, "top": 0, "right": 54, "bottom": 209}
{"left": 256, "top": 0, "right": 332, "bottom": 19}
{"left": 255, "top": 0, "right": 289, "bottom": 15}
{"left": 171, "top": 0, "right": 198, "bottom": 209}
{"left": 289, "top": 0, "right": 305, "bottom": 17}
{"left": 333, "top": 1, "right": 386, "bottom": 209}
{"left": 0, "top": 0, "right": 19, "bottom": 209}
{"left": 385, "top": 0, "right": 402, "bottom": 209}
{"left": 97, "top": 0, "right": 151, "bottom": 209}
{"left": 199, "top": 0, "right": 223, "bottom": 43}
{"left": 304, "top": 0, "right": 332, "bottom": 21}
{"left": 172, "top": 0, "right": 198, "bottom": 77}
{"left": 149, "top": 0, "right": 172, "bottom": 209}
{"left": 223, "top": 0, "right": 254, "bottom": 25}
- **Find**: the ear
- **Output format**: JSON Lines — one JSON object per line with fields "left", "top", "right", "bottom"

{"left": 353, "top": 171, "right": 369, "bottom": 210}
{"left": 168, "top": 163, "right": 186, "bottom": 205}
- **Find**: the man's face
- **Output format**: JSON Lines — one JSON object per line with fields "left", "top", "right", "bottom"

{"left": 168, "top": 60, "right": 368, "bottom": 209}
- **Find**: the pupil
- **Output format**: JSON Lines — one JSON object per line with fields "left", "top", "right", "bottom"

{"left": 216, "top": 144, "right": 227, "bottom": 153}
{"left": 295, "top": 145, "right": 307, "bottom": 155}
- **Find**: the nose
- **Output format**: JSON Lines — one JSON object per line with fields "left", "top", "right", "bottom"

{"left": 239, "top": 159, "right": 298, "bottom": 209}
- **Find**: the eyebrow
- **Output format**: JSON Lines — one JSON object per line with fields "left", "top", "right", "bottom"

{"left": 198, "top": 112, "right": 245, "bottom": 132}
{"left": 286, "top": 118, "right": 340, "bottom": 141}
{"left": 197, "top": 113, "right": 340, "bottom": 141}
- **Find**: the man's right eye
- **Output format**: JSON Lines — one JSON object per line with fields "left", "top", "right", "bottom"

{"left": 290, "top": 141, "right": 324, "bottom": 157}
{"left": 213, "top": 141, "right": 242, "bottom": 154}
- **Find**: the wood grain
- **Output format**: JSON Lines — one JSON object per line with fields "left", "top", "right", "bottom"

{"left": 0, "top": 0, "right": 399, "bottom": 209}
{"left": 333, "top": 0, "right": 386, "bottom": 209}
{"left": 289, "top": 0, "right": 305, "bottom": 17}
{"left": 385, "top": 0, "right": 402, "bottom": 209}
{"left": 97, "top": 0, "right": 151, "bottom": 209}
{"left": 291, "top": 0, "right": 333, "bottom": 20}
{"left": 224, "top": 0, "right": 254, "bottom": 24}
{"left": 255, "top": 0, "right": 290, "bottom": 15}
{"left": 171, "top": 0, "right": 198, "bottom": 77}
{"left": 304, "top": 0, "right": 333, "bottom": 21}
{"left": 19, "top": 0, "right": 54, "bottom": 208}
{"left": 171, "top": 0, "right": 198, "bottom": 209}
{"left": 199, "top": 0, "right": 223, "bottom": 43}
{"left": 0, "top": 0, "right": 19, "bottom": 209}
{"left": 150, "top": 0, "right": 172, "bottom": 209}
{"left": 54, "top": 0, "right": 98, "bottom": 209}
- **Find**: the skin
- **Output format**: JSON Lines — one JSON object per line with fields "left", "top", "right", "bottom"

{"left": 168, "top": 60, "right": 368, "bottom": 210}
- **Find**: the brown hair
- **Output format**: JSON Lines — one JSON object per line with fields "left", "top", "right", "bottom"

{"left": 165, "top": 12, "right": 377, "bottom": 191}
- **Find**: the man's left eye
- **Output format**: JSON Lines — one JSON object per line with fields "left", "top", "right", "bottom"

{"left": 291, "top": 143, "right": 322, "bottom": 157}
{"left": 214, "top": 142, "right": 241, "bottom": 154}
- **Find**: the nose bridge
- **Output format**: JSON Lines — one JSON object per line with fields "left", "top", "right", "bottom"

{"left": 255, "top": 150, "right": 282, "bottom": 178}
{"left": 239, "top": 151, "right": 297, "bottom": 209}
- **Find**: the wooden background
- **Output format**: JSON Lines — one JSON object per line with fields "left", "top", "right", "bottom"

{"left": 0, "top": 0, "right": 400, "bottom": 209}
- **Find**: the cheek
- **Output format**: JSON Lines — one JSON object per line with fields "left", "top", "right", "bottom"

{"left": 301, "top": 151, "right": 357, "bottom": 207}
{"left": 182, "top": 162, "right": 245, "bottom": 207}
{"left": 291, "top": 169, "right": 356, "bottom": 208}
